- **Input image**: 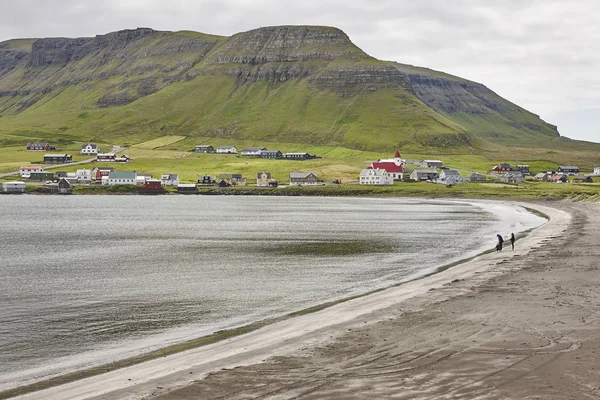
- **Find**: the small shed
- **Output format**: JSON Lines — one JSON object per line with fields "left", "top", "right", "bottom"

{"left": 2, "top": 181, "right": 26, "bottom": 193}
{"left": 58, "top": 178, "right": 72, "bottom": 194}
{"left": 177, "top": 184, "right": 198, "bottom": 194}
{"left": 469, "top": 173, "right": 486, "bottom": 182}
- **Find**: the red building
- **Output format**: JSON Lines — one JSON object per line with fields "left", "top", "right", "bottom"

{"left": 26, "top": 142, "right": 55, "bottom": 151}
{"left": 139, "top": 179, "right": 166, "bottom": 194}
{"left": 368, "top": 151, "right": 405, "bottom": 180}
{"left": 492, "top": 163, "right": 512, "bottom": 173}
{"left": 92, "top": 167, "right": 115, "bottom": 181}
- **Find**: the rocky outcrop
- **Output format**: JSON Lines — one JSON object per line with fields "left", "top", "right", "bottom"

{"left": 206, "top": 26, "right": 363, "bottom": 65}
{"left": 27, "top": 37, "right": 92, "bottom": 67}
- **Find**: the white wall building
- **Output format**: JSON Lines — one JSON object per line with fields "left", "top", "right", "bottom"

{"left": 75, "top": 169, "right": 91, "bottom": 182}
{"left": 438, "top": 169, "right": 463, "bottom": 184}
{"left": 106, "top": 171, "right": 137, "bottom": 185}
{"left": 359, "top": 169, "right": 393, "bottom": 185}
{"left": 216, "top": 146, "right": 237, "bottom": 154}
{"left": 19, "top": 166, "right": 44, "bottom": 177}
{"left": 160, "top": 174, "right": 179, "bottom": 186}
{"left": 81, "top": 144, "right": 99, "bottom": 155}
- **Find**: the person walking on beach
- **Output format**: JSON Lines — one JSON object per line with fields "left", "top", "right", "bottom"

{"left": 510, "top": 233, "right": 515, "bottom": 250}
{"left": 496, "top": 234, "right": 504, "bottom": 251}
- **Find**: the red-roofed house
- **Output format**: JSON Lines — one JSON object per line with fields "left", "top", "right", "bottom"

{"left": 368, "top": 151, "right": 404, "bottom": 180}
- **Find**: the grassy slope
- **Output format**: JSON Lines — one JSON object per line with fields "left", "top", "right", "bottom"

{"left": 0, "top": 27, "right": 598, "bottom": 177}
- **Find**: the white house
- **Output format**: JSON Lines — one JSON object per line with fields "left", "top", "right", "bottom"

{"left": 594, "top": 167, "right": 600, "bottom": 176}
{"left": 2, "top": 181, "right": 26, "bottom": 193}
{"left": 136, "top": 174, "right": 153, "bottom": 185}
{"left": 420, "top": 160, "right": 443, "bottom": 168}
{"left": 81, "top": 144, "right": 99, "bottom": 155}
{"left": 75, "top": 169, "right": 91, "bottom": 182}
{"left": 359, "top": 168, "right": 393, "bottom": 185}
{"left": 410, "top": 169, "right": 438, "bottom": 181}
{"left": 106, "top": 171, "right": 137, "bottom": 185}
{"left": 216, "top": 146, "right": 237, "bottom": 154}
{"left": 160, "top": 174, "right": 179, "bottom": 186}
{"left": 19, "top": 165, "right": 44, "bottom": 177}
{"left": 241, "top": 147, "right": 267, "bottom": 156}
{"left": 256, "top": 172, "right": 272, "bottom": 187}
{"left": 97, "top": 153, "right": 116, "bottom": 162}
{"left": 438, "top": 169, "right": 463, "bottom": 184}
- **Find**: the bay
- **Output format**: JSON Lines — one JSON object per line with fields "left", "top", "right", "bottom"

{"left": 0, "top": 195, "right": 545, "bottom": 390}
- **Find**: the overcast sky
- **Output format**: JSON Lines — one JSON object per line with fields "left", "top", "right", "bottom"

{"left": 1, "top": 0, "right": 598, "bottom": 143}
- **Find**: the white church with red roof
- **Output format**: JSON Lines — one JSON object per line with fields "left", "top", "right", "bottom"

{"left": 368, "top": 151, "right": 405, "bottom": 180}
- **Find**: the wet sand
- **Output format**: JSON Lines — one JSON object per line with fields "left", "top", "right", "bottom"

{"left": 17, "top": 200, "right": 600, "bottom": 400}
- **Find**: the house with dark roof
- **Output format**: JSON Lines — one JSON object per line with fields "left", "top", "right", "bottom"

{"left": 26, "top": 142, "right": 55, "bottom": 151}
{"left": 44, "top": 154, "right": 72, "bottom": 164}
{"left": 160, "top": 174, "right": 179, "bottom": 186}
{"left": 256, "top": 172, "right": 273, "bottom": 187}
{"left": 502, "top": 173, "right": 525, "bottom": 183}
{"left": 557, "top": 166, "right": 579, "bottom": 175}
{"left": 260, "top": 150, "right": 282, "bottom": 159}
{"left": 198, "top": 175, "right": 217, "bottom": 185}
{"left": 282, "top": 152, "right": 315, "bottom": 160}
{"left": 492, "top": 164, "right": 512, "bottom": 173}
{"left": 58, "top": 178, "right": 72, "bottom": 194}
{"left": 290, "top": 172, "right": 319, "bottom": 186}
{"left": 219, "top": 174, "right": 246, "bottom": 186}
{"left": 438, "top": 169, "right": 463, "bottom": 184}
{"left": 194, "top": 145, "right": 214, "bottom": 153}
{"left": 81, "top": 144, "right": 99, "bottom": 155}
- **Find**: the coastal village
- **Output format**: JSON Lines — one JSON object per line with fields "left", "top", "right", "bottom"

{"left": 2, "top": 142, "right": 599, "bottom": 194}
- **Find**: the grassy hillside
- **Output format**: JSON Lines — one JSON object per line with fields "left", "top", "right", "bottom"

{"left": 0, "top": 25, "right": 598, "bottom": 173}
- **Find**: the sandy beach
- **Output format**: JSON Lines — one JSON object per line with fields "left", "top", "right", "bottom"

{"left": 14, "top": 199, "right": 600, "bottom": 400}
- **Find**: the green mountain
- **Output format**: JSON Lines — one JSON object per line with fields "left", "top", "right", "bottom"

{"left": 0, "top": 26, "right": 585, "bottom": 154}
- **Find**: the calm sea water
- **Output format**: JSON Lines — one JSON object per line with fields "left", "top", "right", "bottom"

{"left": 0, "top": 195, "right": 545, "bottom": 390}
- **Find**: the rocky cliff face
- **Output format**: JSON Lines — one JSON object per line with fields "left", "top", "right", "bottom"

{"left": 0, "top": 25, "right": 560, "bottom": 147}
{"left": 393, "top": 63, "right": 560, "bottom": 139}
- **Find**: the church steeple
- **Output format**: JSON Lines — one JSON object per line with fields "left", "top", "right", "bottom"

{"left": 394, "top": 151, "right": 402, "bottom": 166}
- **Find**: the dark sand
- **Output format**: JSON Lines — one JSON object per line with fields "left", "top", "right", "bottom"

{"left": 151, "top": 201, "right": 600, "bottom": 400}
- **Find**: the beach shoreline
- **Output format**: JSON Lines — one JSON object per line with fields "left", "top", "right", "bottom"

{"left": 8, "top": 199, "right": 575, "bottom": 400}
